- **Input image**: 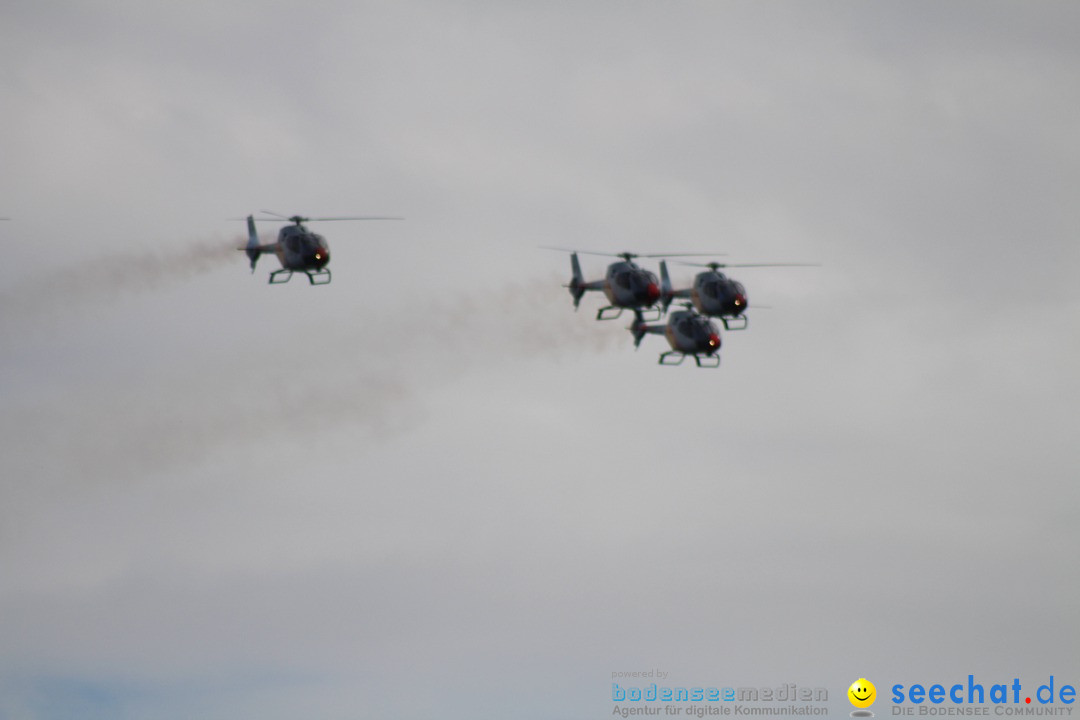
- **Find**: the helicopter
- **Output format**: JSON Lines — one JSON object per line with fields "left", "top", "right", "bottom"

{"left": 630, "top": 305, "right": 722, "bottom": 368}
{"left": 241, "top": 211, "right": 400, "bottom": 285}
{"left": 545, "top": 249, "right": 719, "bottom": 320}
{"left": 659, "top": 260, "right": 818, "bottom": 330}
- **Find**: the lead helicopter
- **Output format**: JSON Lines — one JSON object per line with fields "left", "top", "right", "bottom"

{"left": 659, "top": 260, "right": 818, "bottom": 329}
{"left": 629, "top": 305, "right": 723, "bottom": 368}
{"left": 545, "top": 248, "right": 720, "bottom": 320}
{"left": 241, "top": 210, "right": 400, "bottom": 285}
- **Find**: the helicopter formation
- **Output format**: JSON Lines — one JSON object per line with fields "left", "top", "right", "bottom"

{"left": 232, "top": 214, "right": 813, "bottom": 369}
{"left": 547, "top": 249, "right": 817, "bottom": 368}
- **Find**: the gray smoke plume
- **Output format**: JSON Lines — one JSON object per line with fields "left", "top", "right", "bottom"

{"left": 0, "top": 236, "right": 241, "bottom": 339}
{"left": 1, "top": 270, "right": 631, "bottom": 508}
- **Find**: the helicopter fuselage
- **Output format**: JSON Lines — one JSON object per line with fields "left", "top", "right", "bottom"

{"left": 630, "top": 307, "right": 721, "bottom": 367}
{"left": 243, "top": 215, "right": 333, "bottom": 285}
{"left": 561, "top": 250, "right": 665, "bottom": 320}
{"left": 690, "top": 270, "right": 747, "bottom": 318}
{"left": 663, "top": 310, "right": 722, "bottom": 355}
{"left": 603, "top": 261, "right": 661, "bottom": 310}
{"left": 275, "top": 224, "right": 330, "bottom": 272}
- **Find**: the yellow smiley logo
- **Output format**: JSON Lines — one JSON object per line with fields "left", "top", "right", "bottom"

{"left": 848, "top": 678, "right": 876, "bottom": 708}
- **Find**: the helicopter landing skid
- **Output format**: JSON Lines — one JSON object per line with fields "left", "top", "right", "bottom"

{"left": 268, "top": 269, "right": 294, "bottom": 284}
{"left": 659, "top": 351, "right": 720, "bottom": 368}
{"left": 598, "top": 306, "right": 661, "bottom": 321}
{"left": 720, "top": 315, "right": 748, "bottom": 331}
{"left": 267, "top": 268, "right": 332, "bottom": 285}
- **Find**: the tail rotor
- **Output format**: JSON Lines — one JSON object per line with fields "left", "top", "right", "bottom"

{"left": 659, "top": 260, "right": 674, "bottom": 312}
{"left": 244, "top": 215, "right": 261, "bottom": 272}
{"left": 568, "top": 252, "right": 587, "bottom": 310}
{"left": 629, "top": 310, "right": 648, "bottom": 349}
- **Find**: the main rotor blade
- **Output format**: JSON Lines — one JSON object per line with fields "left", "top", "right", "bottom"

{"left": 258, "top": 210, "right": 293, "bottom": 220}
{"left": 306, "top": 216, "right": 404, "bottom": 221}
{"left": 538, "top": 246, "right": 628, "bottom": 258}
{"left": 540, "top": 247, "right": 726, "bottom": 259}
{"left": 639, "top": 252, "right": 728, "bottom": 258}
{"left": 257, "top": 210, "right": 402, "bottom": 222}
{"left": 678, "top": 261, "right": 821, "bottom": 268}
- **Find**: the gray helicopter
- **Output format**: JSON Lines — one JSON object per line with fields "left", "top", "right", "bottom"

{"left": 242, "top": 211, "right": 400, "bottom": 285}
{"left": 546, "top": 249, "right": 719, "bottom": 320}
{"left": 630, "top": 305, "right": 722, "bottom": 368}
{"left": 659, "top": 260, "right": 818, "bottom": 330}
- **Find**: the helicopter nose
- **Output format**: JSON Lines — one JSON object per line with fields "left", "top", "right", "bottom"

{"left": 707, "top": 333, "right": 721, "bottom": 353}
{"left": 733, "top": 293, "right": 747, "bottom": 312}
{"left": 310, "top": 249, "right": 330, "bottom": 268}
{"left": 646, "top": 282, "right": 661, "bottom": 304}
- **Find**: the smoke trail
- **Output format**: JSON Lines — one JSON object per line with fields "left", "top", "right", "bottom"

{"left": 1, "top": 273, "right": 637, "bottom": 501}
{"left": 1, "top": 367, "right": 416, "bottom": 497}
{"left": 0, "top": 236, "right": 242, "bottom": 337}
{"left": 393, "top": 276, "right": 628, "bottom": 361}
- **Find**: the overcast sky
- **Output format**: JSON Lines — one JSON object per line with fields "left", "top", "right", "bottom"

{"left": 1, "top": 2, "right": 1078, "bottom": 719}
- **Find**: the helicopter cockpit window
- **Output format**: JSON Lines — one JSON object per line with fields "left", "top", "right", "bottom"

{"left": 615, "top": 272, "right": 632, "bottom": 290}
{"left": 703, "top": 281, "right": 721, "bottom": 299}
{"left": 286, "top": 236, "right": 302, "bottom": 253}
